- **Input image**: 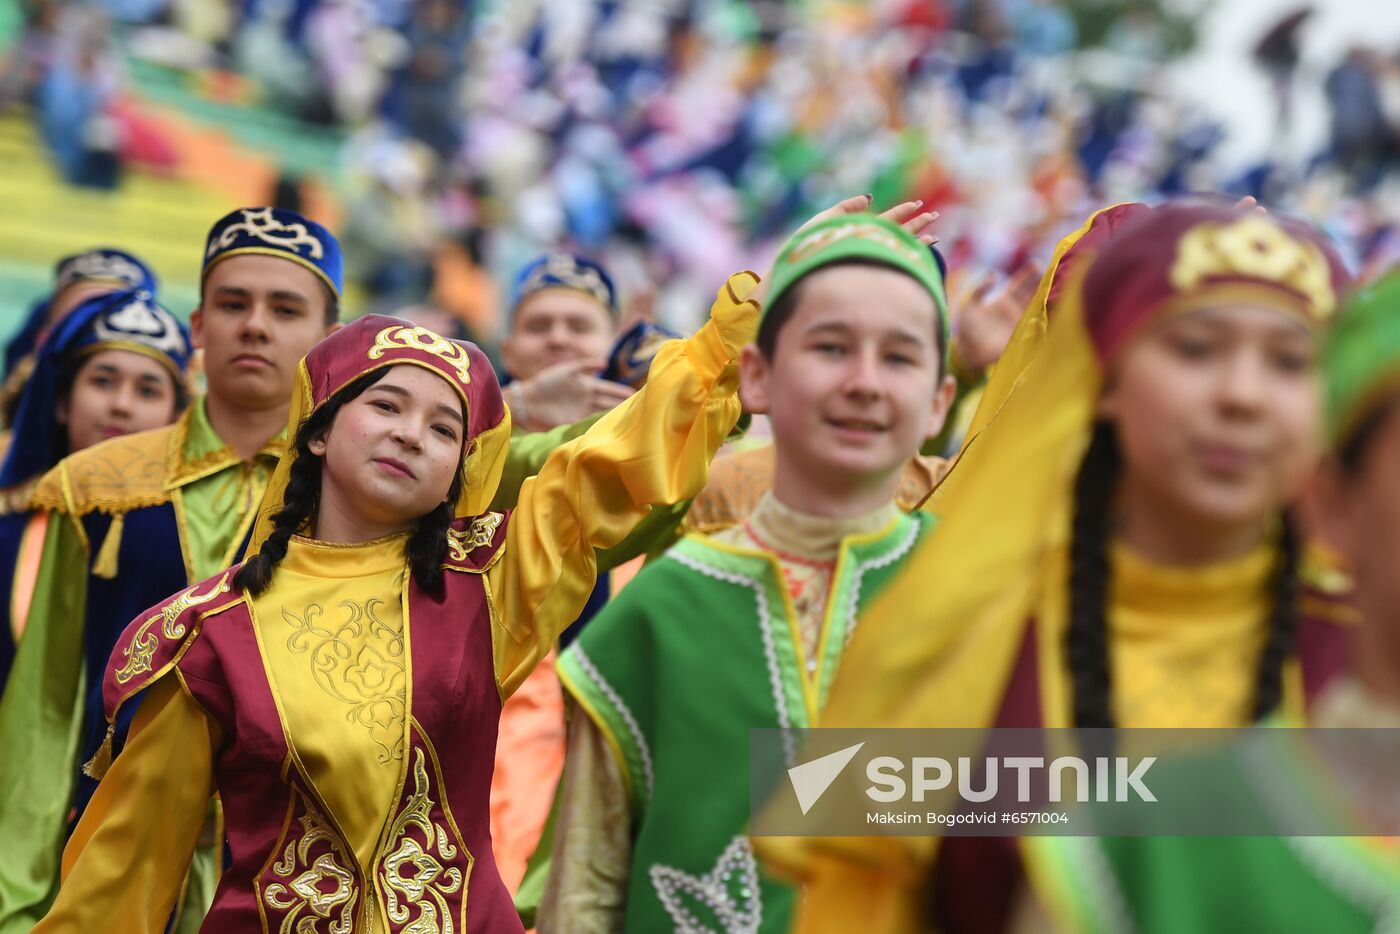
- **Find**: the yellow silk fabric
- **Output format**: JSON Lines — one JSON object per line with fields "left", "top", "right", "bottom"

{"left": 252, "top": 534, "right": 409, "bottom": 881}
{"left": 488, "top": 271, "right": 759, "bottom": 696}
{"left": 37, "top": 677, "right": 215, "bottom": 933}
{"left": 1037, "top": 541, "right": 1276, "bottom": 729}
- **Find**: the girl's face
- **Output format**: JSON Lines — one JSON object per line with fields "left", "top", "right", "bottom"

{"left": 58, "top": 348, "right": 181, "bottom": 453}
{"left": 1097, "top": 304, "right": 1321, "bottom": 530}
{"left": 310, "top": 365, "right": 466, "bottom": 538}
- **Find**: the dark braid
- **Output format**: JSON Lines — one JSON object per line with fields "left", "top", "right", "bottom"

{"left": 1252, "top": 512, "right": 1298, "bottom": 720}
{"left": 1066, "top": 420, "right": 1303, "bottom": 727}
{"left": 404, "top": 469, "right": 463, "bottom": 598}
{"left": 234, "top": 441, "right": 320, "bottom": 595}
{"left": 1066, "top": 421, "right": 1118, "bottom": 729}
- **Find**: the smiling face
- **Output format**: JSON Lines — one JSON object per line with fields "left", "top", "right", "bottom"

{"left": 740, "top": 264, "right": 954, "bottom": 505}
{"left": 193, "top": 255, "right": 338, "bottom": 411}
{"left": 309, "top": 364, "right": 466, "bottom": 538}
{"left": 1098, "top": 304, "right": 1322, "bottom": 530}
{"left": 500, "top": 287, "right": 614, "bottom": 379}
{"left": 57, "top": 348, "right": 181, "bottom": 453}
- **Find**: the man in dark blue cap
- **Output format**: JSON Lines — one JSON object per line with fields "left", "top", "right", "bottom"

{"left": 0, "top": 207, "right": 343, "bottom": 934}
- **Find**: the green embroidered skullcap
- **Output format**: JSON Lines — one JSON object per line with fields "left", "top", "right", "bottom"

{"left": 1325, "top": 265, "right": 1400, "bottom": 447}
{"left": 765, "top": 213, "right": 950, "bottom": 363}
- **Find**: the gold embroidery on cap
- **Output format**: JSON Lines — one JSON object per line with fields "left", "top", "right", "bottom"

{"left": 369, "top": 326, "right": 472, "bottom": 385}
{"left": 1170, "top": 216, "right": 1335, "bottom": 319}
{"left": 208, "top": 208, "right": 325, "bottom": 259}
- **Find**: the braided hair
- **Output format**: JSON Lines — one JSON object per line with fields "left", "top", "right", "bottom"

{"left": 1065, "top": 420, "right": 1300, "bottom": 727}
{"left": 234, "top": 368, "right": 464, "bottom": 598}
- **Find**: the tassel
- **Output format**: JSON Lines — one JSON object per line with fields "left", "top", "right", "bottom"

{"left": 83, "top": 724, "right": 115, "bottom": 779}
{"left": 92, "top": 513, "right": 124, "bottom": 579}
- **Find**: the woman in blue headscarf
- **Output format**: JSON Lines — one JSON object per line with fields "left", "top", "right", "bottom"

{"left": 0, "top": 287, "right": 191, "bottom": 691}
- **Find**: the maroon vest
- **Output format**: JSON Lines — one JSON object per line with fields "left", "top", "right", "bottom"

{"left": 100, "top": 513, "right": 522, "bottom": 933}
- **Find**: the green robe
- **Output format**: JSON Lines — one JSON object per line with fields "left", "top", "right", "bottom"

{"left": 558, "top": 512, "right": 934, "bottom": 934}
{"left": 1026, "top": 725, "right": 1400, "bottom": 932}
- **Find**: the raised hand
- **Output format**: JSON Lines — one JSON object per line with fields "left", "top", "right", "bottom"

{"left": 953, "top": 259, "right": 1043, "bottom": 376}
{"left": 509, "top": 359, "right": 636, "bottom": 431}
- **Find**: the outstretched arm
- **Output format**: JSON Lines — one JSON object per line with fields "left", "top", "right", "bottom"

{"left": 488, "top": 271, "right": 759, "bottom": 694}
{"left": 34, "top": 676, "right": 216, "bottom": 933}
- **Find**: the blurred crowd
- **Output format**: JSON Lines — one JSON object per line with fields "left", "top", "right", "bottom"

{"left": 4, "top": 0, "right": 1400, "bottom": 333}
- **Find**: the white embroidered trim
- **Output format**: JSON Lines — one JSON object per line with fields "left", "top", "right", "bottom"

{"left": 1283, "top": 837, "right": 1400, "bottom": 933}
{"left": 841, "top": 517, "right": 922, "bottom": 649}
{"left": 650, "top": 835, "right": 763, "bottom": 933}
{"left": 1243, "top": 736, "right": 1400, "bottom": 930}
{"left": 1061, "top": 835, "right": 1139, "bottom": 934}
{"left": 668, "top": 548, "right": 798, "bottom": 764}
{"left": 571, "top": 645, "right": 656, "bottom": 803}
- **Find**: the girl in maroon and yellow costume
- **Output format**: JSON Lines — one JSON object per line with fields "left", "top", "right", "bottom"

{"left": 36, "top": 270, "right": 757, "bottom": 933}
{"left": 756, "top": 202, "right": 1357, "bottom": 933}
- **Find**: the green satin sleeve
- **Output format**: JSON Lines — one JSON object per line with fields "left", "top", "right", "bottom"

{"left": 0, "top": 513, "right": 88, "bottom": 932}
{"left": 489, "top": 413, "right": 608, "bottom": 513}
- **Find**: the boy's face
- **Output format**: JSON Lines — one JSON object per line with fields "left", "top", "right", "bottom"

{"left": 500, "top": 288, "right": 614, "bottom": 380}
{"left": 192, "top": 255, "right": 339, "bottom": 412}
{"left": 740, "top": 264, "right": 954, "bottom": 491}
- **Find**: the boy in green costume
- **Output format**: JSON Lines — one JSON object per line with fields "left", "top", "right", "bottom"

{"left": 542, "top": 205, "right": 956, "bottom": 932}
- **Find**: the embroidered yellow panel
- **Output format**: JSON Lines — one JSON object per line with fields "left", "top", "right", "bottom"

{"left": 281, "top": 597, "right": 408, "bottom": 764}
{"left": 254, "top": 535, "right": 412, "bottom": 877}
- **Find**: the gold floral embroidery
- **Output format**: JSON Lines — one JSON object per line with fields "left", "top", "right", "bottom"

{"left": 208, "top": 208, "right": 325, "bottom": 259}
{"left": 381, "top": 747, "right": 465, "bottom": 933}
{"left": 368, "top": 326, "right": 472, "bottom": 385}
{"left": 262, "top": 791, "right": 360, "bottom": 933}
{"left": 113, "top": 573, "right": 232, "bottom": 684}
{"left": 445, "top": 513, "right": 503, "bottom": 561}
{"left": 1170, "top": 215, "right": 1336, "bottom": 319}
{"left": 282, "top": 597, "right": 407, "bottom": 762}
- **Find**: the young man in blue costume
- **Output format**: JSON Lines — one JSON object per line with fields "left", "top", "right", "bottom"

{"left": 0, "top": 207, "right": 345, "bottom": 932}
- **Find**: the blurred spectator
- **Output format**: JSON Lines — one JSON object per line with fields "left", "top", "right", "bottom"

{"left": 37, "top": 5, "right": 123, "bottom": 188}
{"left": 1325, "top": 48, "right": 1396, "bottom": 190}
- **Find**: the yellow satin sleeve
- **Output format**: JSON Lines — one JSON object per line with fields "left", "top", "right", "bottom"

{"left": 488, "top": 271, "right": 759, "bottom": 696}
{"left": 36, "top": 676, "right": 218, "bottom": 934}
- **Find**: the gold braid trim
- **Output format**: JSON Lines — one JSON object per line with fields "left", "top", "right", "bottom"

{"left": 30, "top": 425, "right": 174, "bottom": 517}
{"left": 0, "top": 477, "right": 39, "bottom": 517}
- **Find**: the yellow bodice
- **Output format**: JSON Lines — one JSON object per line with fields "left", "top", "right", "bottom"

{"left": 252, "top": 534, "right": 410, "bottom": 881}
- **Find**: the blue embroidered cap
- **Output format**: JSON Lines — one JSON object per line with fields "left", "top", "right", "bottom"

{"left": 53, "top": 248, "right": 156, "bottom": 297}
{"left": 5, "top": 249, "right": 159, "bottom": 379}
{"left": 0, "top": 288, "right": 191, "bottom": 490}
{"left": 509, "top": 252, "right": 618, "bottom": 318}
{"left": 599, "top": 320, "right": 682, "bottom": 387}
{"left": 202, "top": 207, "right": 343, "bottom": 297}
